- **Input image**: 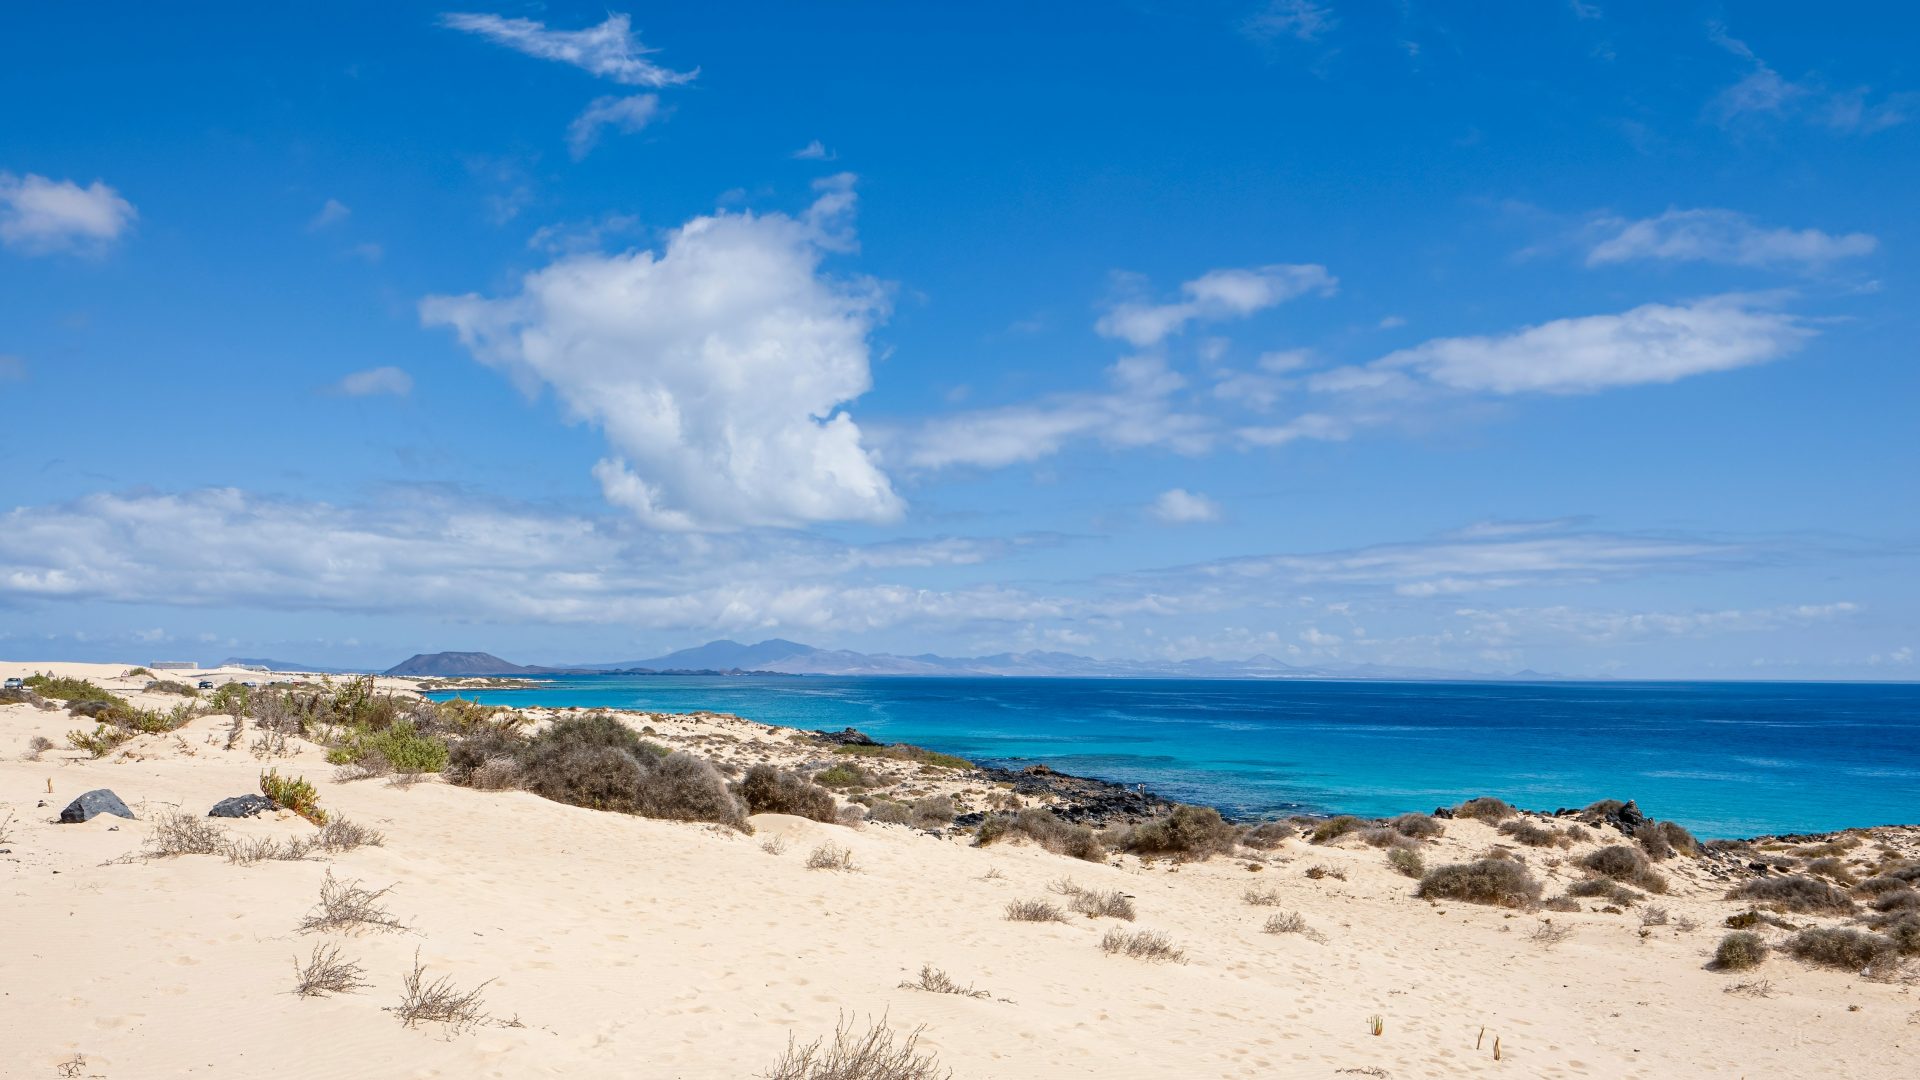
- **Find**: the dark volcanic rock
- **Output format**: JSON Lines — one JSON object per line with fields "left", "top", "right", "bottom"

{"left": 976, "top": 764, "right": 1175, "bottom": 827}
{"left": 59, "top": 789, "right": 134, "bottom": 823}
{"left": 813, "top": 727, "right": 880, "bottom": 747}
{"left": 209, "top": 794, "right": 278, "bottom": 819}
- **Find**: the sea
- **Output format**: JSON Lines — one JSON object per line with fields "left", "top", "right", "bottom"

{"left": 425, "top": 675, "right": 1920, "bottom": 839}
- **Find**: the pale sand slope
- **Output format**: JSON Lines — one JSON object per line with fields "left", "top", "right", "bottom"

{"left": 4, "top": 684, "right": 1917, "bottom": 1077}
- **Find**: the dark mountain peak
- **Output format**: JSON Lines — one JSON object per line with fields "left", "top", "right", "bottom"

{"left": 384, "top": 651, "right": 535, "bottom": 677}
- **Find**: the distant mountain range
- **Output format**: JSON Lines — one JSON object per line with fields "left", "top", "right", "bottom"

{"left": 378, "top": 639, "right": 1569, "bottom": 682}
{"left": 219, "top": 656, "right": 363, "bottom": 674}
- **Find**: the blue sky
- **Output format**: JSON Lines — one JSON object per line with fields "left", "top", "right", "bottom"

{"left": 1, "top": 1, "right": 1915, "bottom": 677}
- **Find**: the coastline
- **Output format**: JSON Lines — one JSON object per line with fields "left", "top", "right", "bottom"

{"left": 5, "top": 659, "right": 1919, "bottom": 1077}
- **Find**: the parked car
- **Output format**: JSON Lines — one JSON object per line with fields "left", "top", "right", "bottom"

{"left": 241, "top": 680, "right": 259, "bottom": 688}
{"left": 2, "top": 677, "right": 23, "bottom": 691}
{"left": 197, "top": 679, "right": 215, "bottom": 690}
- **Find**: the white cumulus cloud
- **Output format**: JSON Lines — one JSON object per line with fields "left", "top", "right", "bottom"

{"left": 1150, "top": 488, "right": 1222, "bottom": 524}
{"left": 440, "top": 12, "right": 695, "bottom": 86}
{"left": 567, "top": 94, "right": 661, "bottom": 159}
{"left": 1096, "top": 264, "right": 1336, "bottom": 347}
{"left": 1586, "top": 208, "right": 1876, "bottom": 269}
{"left": 421, "top": 181, "right": 902, "bottom": 531}
{"left": 0, "top": 171, "right": 137, "bottom": 255}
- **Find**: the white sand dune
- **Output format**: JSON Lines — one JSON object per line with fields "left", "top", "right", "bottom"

{"left": 3, "top": 660, "right": 1915, "bottom": 1078}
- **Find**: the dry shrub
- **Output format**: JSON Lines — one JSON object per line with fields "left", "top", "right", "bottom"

{"left": 1498, "top": 820, "right": 1565, "bottom": 848}
{"left": 806, "top": 842, "right": 855, "bottom": 872}
{"left": 224, "top": 835, "right": 315, "bottom": 865}
{"left": 1390, "top": 812, "right": 1444, "bottom": 839}
{"left": 1803, "top": 856, "right": 1858, "bottom": 886}
{"left": 766, "top": 1014, "right": 951, "bottom": 1080}
{"left": 1121, "top": 804, "right": 1238, "bottom": 861}
{"left": 1309, "top": 815, "right": 1366, "bottom": 845}
{"left": 1099, "top": 928, "right": 1185, "bottom": 963}
{"left": 1415, "top": 859, "right": 1542, "bottom": 908}
{"left": 1063, "top": 886, "right": 1136, "bottom": 921}
{"left": 1243, "top": 884, "right": 1286, "bottom": 907}
{"left": 1005, "top": 898, "right": 1068, "bottom": 923}
{"left": 1580, "top": 845, "right": 1668, "bottom": 894}
{"left": 1567, "top": 877, "right": 1642, "bottom": 905}
{"left": 837, "top": 805, "right": 868, "bottom": 828}
{"left": 1386, "top": 847, "right": 1424, "bottom": 879}
{"left": 1452, "top": 796, "right": 1516, "bottom": 822}
{"left": 899, "top": 963, "right": 988, "bottom": 999}
{"left": 469, "top": 755, "right": 524, "bottom": 791}
{"left": 1638, "top": 820, "right": 1699, "bottom": 861}
{"left": 24, "top": 734, "right": 55, "bottom": 760}
{"left": 443, "top": 727, "right": 526, "bottom": 786}
{"left": 388, "top": 948, "right": 491, "bottom": 1034}
{"left": 975, "top": 808, "right": 1104, "bottom": 862}
{"left": 865, "top": 800, "right": 913, "bottom": 826}
{"left": 737, "top": 765, "right": 838, "bottom": 823}
{"left": 515, "top": 713, "right": 659, "bottom": 811}
{"left": 292, "top": 942, "right": 369, "bottom": 997}
{"left": 1714, "top": 931, "right": 1769, "bottom": 971}
{"left": 910, "top": 795, "right": 956, "bottom": 829}
{"left": 1786, "top": 927, "right": 1899, "bottom": 975}
{"left": 1304, "top": 864, "right": 1346, "bottom": 882}
{"left": 315, "top": 818, "right": 384, "bottom": 853}
{"left": 1856, "top": 875, "right": 1916, "bottom": 899}
{"left": 760, "top": 836, "right": 789, "bottom": 855}
{"left": 1239, "top": 820, "right": 1295, "bottom": 849}
{"left": 634, "top": 752, "right": 747, "bottom": 829}
{"left": 143, "top": 811, "right": 228, "bottom": 857}
{"left": 1529, "top": 919, "right": 1573, "bottom": 947}
{"left": 1639, "top": 905, "right": 1670, "bottom": 927}
{"left": 1868, "top": 912, "right": 1920, "bottom": 956}
{"left": 299, "top": 871, "right": 408, "bottom": 934}
{"left": 1360, "top": 827, "right": 1413, "bottom": 849}
{"left": 1543, "top": 895, "right": 1581, "bottom": 913}
{"left": 1725, "top": 875, "right": 1856, "bottom": 915}
{"left": 1262, "top": 910, "right": 1309, "bottom": 935}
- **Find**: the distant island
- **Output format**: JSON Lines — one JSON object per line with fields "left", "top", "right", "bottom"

{"left": 374, "top": 639, "right": 1571, "bottom": 681}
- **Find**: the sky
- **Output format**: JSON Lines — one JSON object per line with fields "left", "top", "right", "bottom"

{"left": 1, "top": 1, "right": 1916, "bottom": 678}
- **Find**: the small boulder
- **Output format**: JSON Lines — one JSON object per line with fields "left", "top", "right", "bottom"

{"left": 59, "top": 789, "right": 135, "bottom": 823}
{"left": 814, "top": 727, "right": 880, "bottom": 747}
{"left": 208, "top": 794, "right": 277, "bottom": 819}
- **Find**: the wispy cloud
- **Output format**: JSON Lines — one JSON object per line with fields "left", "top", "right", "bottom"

{"left": 331, "top": 366, "right": 413, "bottom": 397}
{"left": 440, "top": 12, "right": 696, "bottom": 87}
{"left": 308, "top": 198, "right": 351, "bottom": 231}
{"left": 0, "top": 171, "right": 136, "bottom": 255}
{"left": 1708, "top": 23, "right": 1912, "bottom": 134}
{"left": 792, "top": 139, "right": 835, "bottom": 161}
{"left": 1241, "top": 1, "right": 1336, "bottom": 43}
{"left": 1585, "top": 208, "right": 1876, "bottom": 269}
{"left": 566, "top": 94, "right": 661, "bottom": 159}
{"left": 1149, "top": 488, "right": 1222, "bottom": 524}
{"left": 1096, "top": 264, "right": 1336, "bottom": 347}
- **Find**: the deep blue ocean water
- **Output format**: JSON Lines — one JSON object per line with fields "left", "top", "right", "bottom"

{"left": 427, "top": 676, "right": 1920, "bottom": 838}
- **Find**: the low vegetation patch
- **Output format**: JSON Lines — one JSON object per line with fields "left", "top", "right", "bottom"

{"left": 1786, "top": 927, "right": 1899, "bottom": 975}
{"left": 1389, "top": 812, "right": 1444, "bottom": 839}
{"left": 140, "top": 812, "right": 229, "bottom": 858}
{"left": 1239, "top": 820, "right": 1295, "bottom": 849}
{"left": 766, "top": 1014, "right": 951, "bottom": 1080}
{"left": 1243, "top": 884, "right": 1286, "bottom": 906}
{"left": 260, "top": 769, "right": 328, "bottom": 825}
{"left": 1725, "top": 874, "right": 1856, "bottom": 915}
{"left": 1579, "top": 844, "right": 1668, "bottom": 894}
{"left": 1714, "top": 931, "right": 1769, "bottom": 971}
{"left": 224, "top": 835, "right": 315, "bottom": 865}
{"left": 1304, "top": 864, "right": 1346, "bottom": 881}
{"left": 1498, "top": 820, "right": 1565, "bottom": 848}
{"left": 1637, "top": 819, "right": 1699, "bottom": 861}
{"left": 1415, "top": 859, "right": 1542, "bottom": 908}
{"left": 1005, "top": 898, "right": 1068, "bottom": 923}
{"left": 1309, "top": 815, "right": 1366, "bottom": 845}
{"left": 737, "top": 765, "right": 838, "bottom": 823}
{"left": 1452, "top": 796, "right": 1516, "bottom": 822}
{"left": 975, "top": 808, "right": 1104, "bottom": 862}
{"left": 899, "top": 963, "right": 988, "bottom": 1000}
{"left": 315, "top": 818, "right": 384, "bottom": 853}
{"left": 389, "top": 948, "right": 491, "bottom": 1034}
{"left": 298, "top": 872, "right": 408, "bottom": 935}
{"left": 1386, "top": 847, "right": 1425, "bottom": 879}
{"left": 1262, "top": 910, "right": 1311, "bottom": 936}
{"left": 806, "top": 842, "right": 856, "bottom": 872}
{"left": 1567, "top": 877, "right": 1642, "bottom": 905}
{"left": 1099, "top": 928, "right": 1186, "bottom": 963}
{"left": 1051, "top": 880, "right": 1135, "bottom": 921}
{"left": 292, "top": 943, "right": 369, "bottom": 998}
{"left": 24, "top": 674, "right": 117, "bottom": 703}
{"left": 1117, "top": 804, "right": 1239, "bottom": 861}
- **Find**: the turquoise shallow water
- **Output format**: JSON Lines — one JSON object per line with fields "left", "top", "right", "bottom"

{"left": 427, "top": 676, "right": 1920, "bottom": 838}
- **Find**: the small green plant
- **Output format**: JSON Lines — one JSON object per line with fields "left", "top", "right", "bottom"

{"left": 326, "top": 719, "right": 449, "bottom": 773}
{"left": 1368, "top": 1014, "right": 1384, "bottom": 1037}
{"left": 67, "top": 723, "right": 131, "bottom": 758}
{"left": 813, "top": 763, "right": 869, "bottom": 789}
{"left": 25, "top": 674, "right": 117, "bottom": 703}
{"left": 261, "top": 768, "right": 328, "bottom": 825}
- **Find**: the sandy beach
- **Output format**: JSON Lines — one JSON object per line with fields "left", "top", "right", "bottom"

{"left": 3, "top": 660, "right": 1917, "bottom": 1079}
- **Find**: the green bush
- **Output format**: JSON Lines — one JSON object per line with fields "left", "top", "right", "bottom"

{"left": 67, "top": 723, "right": 131, "bottom": 758}
{"left": 812, "top": 763, "right": 871, "bottom": 789}
{"left": 443, "top": 726, "right": 528, "bottom": 786}
{"left": 832, "top": 741, "right": 973, "bottom": 771}
{"left": 1308, "top": 815, "right": 1365, "bottom": 845}
{"left": 1390, "top": 813, "right": 1444, "bottom": 839}
{"left": 1452, "top": 796, "right": 1516, "bottom": 822}
{"left": 1580, "top": 844, "right": 1669, "bottom": 894}
{"left": 1387, "top": 847, "right": 1425, "bottom": 879}
{"left": 27, "top": 675, "right": 117, "bottom": 703}
{"left": 326, "top": 719, "right": 449, "bottom": 773}
{"left": 260, "top": 768, "right": 327, "bottom": 825}
{"left": 976, "top": 808, "right": 1104, "bottom": 862}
